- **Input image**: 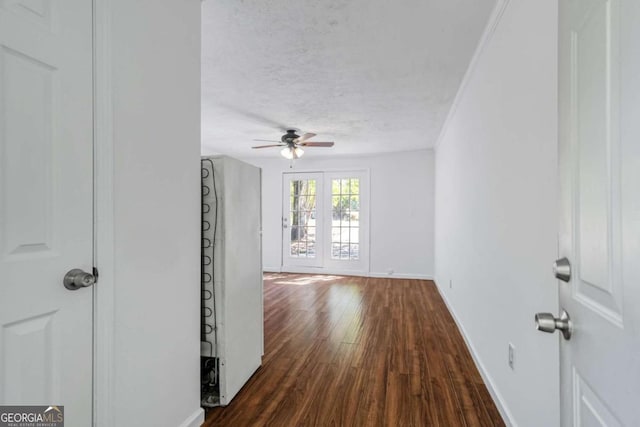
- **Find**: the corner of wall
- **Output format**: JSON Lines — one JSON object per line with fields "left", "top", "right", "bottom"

{"left": 179, "top": 409, "right": 205, "bottom": 427}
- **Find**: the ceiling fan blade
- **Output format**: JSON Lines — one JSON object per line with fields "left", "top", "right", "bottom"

{"left": 252, "top": 144, "right": 285, "bottom": 149}
{"left": 294, "top": 132, "right": 317, "bottom": 143}
{"left": 252, "top": 139, "right": 281, "bottom": 143}
{"left": 298, "top": 142, "right": 334, "bottom": 147}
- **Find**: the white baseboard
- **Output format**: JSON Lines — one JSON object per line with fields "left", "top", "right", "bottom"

{"left": 433, "top": 280, "right": 515, "bottom": 426}
{"left": 265, "top": 267, "right": 432, "bottom": 281}
{"left": 368, "top": 272, "right": 433, "bottom": 280}
{"left": 276, "top": 266, "right": 367, "bottom": 277}
{"left": 178, "top": 408, "right": 204, "bottom": 427}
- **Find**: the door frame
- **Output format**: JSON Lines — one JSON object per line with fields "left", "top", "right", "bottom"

{"left": 279, "top": 168, "right": 371, "bottom": 276}
{"left": 93, "top": 0, "right": 116, "bottom": 425}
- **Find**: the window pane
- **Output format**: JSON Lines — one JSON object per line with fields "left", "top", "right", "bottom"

{"left": 350, "top": 195, "right": 359, "bottom": 211}
{"left": 298, "top": 242, "right": 307, "bottom": 257}
{"left": 349, "top": 227, "right": 359, "bottom": 244}
{"left": 340, "top": 213, "right": 350, "bottom": 227}
{"left": 330, "top": 243, "right": 347, "bottom": 260}
{"left": 341, "top": 244, "right": 350, "bottom": 260}
{"left": 306, "top": 225, "right": 315, "bottom": 240}
{"left": 331, "top": 179, "right": 340, "bottom": 194}
{"left": 332, "top": 195, "right": 341, "bottom": 209}
{"left": 331, "top": 243, "right": 341, "bottom": 258}
{"left": 328, "top": 176, "right": 362, "bottom": 262}
{"left": 350, "top": 244, "right": 359, "bottom": 260}
{"left": 346, "top": 179, "right": 354, "bottom": 194}
{"left": 307, "top": 180, "right": 316, "bottom": 195}
{"left": 350, "top": 179, "right": 359, "bottom": 195}
{"left": 290, "top": 211, "right": 299, "bottom": 226}
{"left": 308, "top": 227, "right": 316, "bottom": 257}
{"left": 332, "top": 209, "right": 340, "bottom": 223}
{"left": 290, "top": 225, "right": 300, "bottom": 256}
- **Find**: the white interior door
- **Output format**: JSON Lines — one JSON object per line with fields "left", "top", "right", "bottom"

{"left": 282, "top": 172, "right": 323, "bottom": 268}
{"left": 555, "top": 0, "right": 640, "bottom": 425}
{"left": 0, "top": 1, "right": 94, "bottom": 425}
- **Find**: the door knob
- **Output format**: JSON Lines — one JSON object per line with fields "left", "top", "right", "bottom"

{"left": 535, "top": 309, "right": 572, "bottom": 340}
{"left": 553, "top": 257, "right": 571, "bottom": 282}
{"left": 64, "top": 268, "right": 96, "bottom": 290}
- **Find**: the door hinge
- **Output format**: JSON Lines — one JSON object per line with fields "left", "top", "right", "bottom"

{"left": 92, "top": 267, "right": 99, "bottom": 283}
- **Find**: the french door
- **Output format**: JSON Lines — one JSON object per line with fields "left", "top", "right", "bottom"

{"left": 282, "top": 171, "right": 368, "bottom": 273}
{"left": 282, "top": 173, "right": 324, "bottom": 268}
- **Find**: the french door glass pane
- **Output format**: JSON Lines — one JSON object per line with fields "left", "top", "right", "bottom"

{"left": 331, "top": 177, "right": 360, "bottom": 260}
{"left": 289, "top": 179, "right": 317, "bottom": 258}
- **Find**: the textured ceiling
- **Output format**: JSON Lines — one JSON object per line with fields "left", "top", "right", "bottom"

{"left": 201, "top": 0, "right": 496, "bottom": 158}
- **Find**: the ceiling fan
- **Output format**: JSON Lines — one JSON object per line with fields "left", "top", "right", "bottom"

{"left": 252, "top": 129, "right": 335, "bottom": 159}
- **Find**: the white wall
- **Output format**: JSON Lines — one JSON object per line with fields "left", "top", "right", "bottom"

{"left": 110, "top": 1, "right": 202, "bottom": 426}
{"left": 243, "top": 150, "right": 434, "bottom": 279}
{"left": 434, "top": 1, "right": 559, "bottom": 426}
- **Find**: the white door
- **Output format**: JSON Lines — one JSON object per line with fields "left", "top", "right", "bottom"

{"left": 282, "top": 172, "right": 324, "bottom": 268}
{"left": 552, "top": 0, "right": 640, "bottom": 425}
{"left": 0, "top": 1, "right": 94, "bottom": 426}
{"left": 323, "top": 171, "right": 368, "bottom": 273}
{"left": 282, "top": 171, "right": 369, "bottom": 273}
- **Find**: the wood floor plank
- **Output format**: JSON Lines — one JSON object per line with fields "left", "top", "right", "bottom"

{"left": 203, "top": 273, "right": 505, "bottom": 427}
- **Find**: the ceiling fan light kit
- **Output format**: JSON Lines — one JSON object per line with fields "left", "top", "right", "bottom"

{"left": 281, "top": 146, "right": 304, "bottom": 160}
{"left": 252, "top": 129, "right": 335, "bottom": 162}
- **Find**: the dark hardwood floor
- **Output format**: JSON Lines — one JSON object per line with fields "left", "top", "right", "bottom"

{"left": 204, "top": 273, "right": 504, "bottom": 427}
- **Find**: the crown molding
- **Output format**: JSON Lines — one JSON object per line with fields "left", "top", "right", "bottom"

{"left": 434, "top": 0, "right": 511, "bottom": 151}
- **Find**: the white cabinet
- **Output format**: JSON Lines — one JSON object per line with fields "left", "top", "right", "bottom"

{"left": 201, "top": 156, "right": 263, "bottom": 406}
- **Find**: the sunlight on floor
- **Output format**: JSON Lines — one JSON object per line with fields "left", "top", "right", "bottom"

{"left": 264, "top": 273, "right": 345, "bottom": 286}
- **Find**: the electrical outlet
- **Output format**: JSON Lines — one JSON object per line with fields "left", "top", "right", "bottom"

{"left": 449, "top": 279, "right": 453, "bottom": 289}
{"left": 508, "top": 343, "right": 515, "bottom": 370}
